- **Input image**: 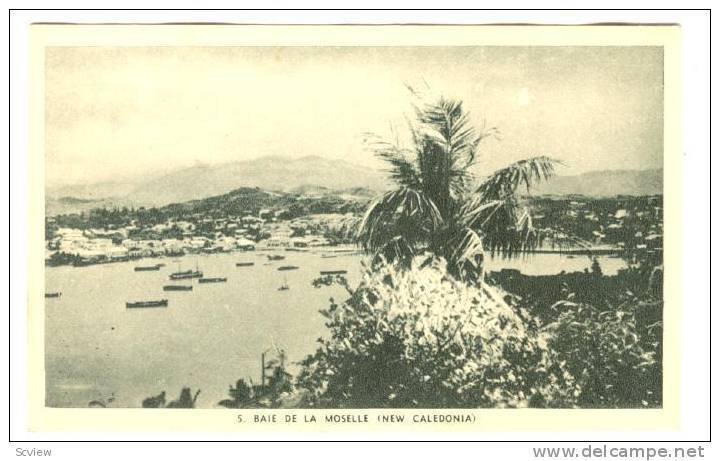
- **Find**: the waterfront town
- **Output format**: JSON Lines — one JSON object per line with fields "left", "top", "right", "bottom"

{"left": 45, "top": 211, "right": 356, "bottom": 266}
{"left": 44, "top": 188, "right": 663, "bottom": 267}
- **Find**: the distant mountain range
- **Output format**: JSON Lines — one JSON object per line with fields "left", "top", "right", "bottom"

{"left": 45, "top": 155, "right": 662, "bottom": 216}
{"left": 46, "top": 156, "right": 388, "bottom": 215}
{"left": 527, "top": 168, "right": 663, "bottom": 197}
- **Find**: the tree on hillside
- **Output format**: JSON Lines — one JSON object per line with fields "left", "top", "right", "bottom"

{"left": 357, "top": 91, "right": 560, "bottom": 283}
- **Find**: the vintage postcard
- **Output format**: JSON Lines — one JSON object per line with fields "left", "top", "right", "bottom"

{"left": 27, "top": 24, "right": 681, "bottom": 432}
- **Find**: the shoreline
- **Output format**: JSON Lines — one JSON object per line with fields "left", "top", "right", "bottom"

{"left": 45, "top": 243, "right": 625, "bottom": 269}
{"left": 45, "top": 243, "right": 363, "bottom": 268}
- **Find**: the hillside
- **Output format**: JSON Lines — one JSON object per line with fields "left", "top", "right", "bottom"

{"left": 45, "top": 196, "right": 116, "bottom": 217}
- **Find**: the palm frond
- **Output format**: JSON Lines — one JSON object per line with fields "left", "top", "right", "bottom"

{"left": 337, "top": 215, "right": 363, "bottom": 240}
{"left": 458, "top": 198, "right": 506, "bottom": 229}
{"left": 444, "top": 226, "right": 485, "bottom": 281}
{"left": 477, "top": 156, "right": 561, "bottom": 201}
{"left": 362, "top": 133, "right": 420, "bottom": 189}
{"left": 476, "top": 198, "right": 542, "bottom": 258}
{"left": 371, "top": 235, "right": 416, "bottom": 269}
{"left": 413, "top": 97, "right": 488, "bottom": 170}
{"left": 356, "top": 187, "right": 443, "bottom": 256}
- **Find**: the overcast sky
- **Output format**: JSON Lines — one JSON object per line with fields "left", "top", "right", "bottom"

{"left": 45, "top": 46, "right": 663, "bottom": 187}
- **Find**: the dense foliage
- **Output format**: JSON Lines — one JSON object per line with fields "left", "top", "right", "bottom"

{"left": 489, "top": 263, "right": 663, "bottom": 324}
{"left": 542, "top": 296, "right": 662, "bottom": 408}
{"left": 298, "top": 256, "right": 662, "bottom": 409}
{"left": 298, "top": 257, "right": 573, "bottom": 408}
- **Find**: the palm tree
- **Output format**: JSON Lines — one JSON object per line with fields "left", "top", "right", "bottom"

{"left": 357, "top": 93, "right": 560, "bottom": 283}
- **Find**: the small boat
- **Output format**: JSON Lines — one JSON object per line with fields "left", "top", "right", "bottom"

{"left": 198, "top": 277, "right": 227, "bottom": 284}
{"left": 126, "top": 300, "right": 168, "bottom": 309}
{"left": 277, "top": 265, "right": 299, "bottom": 271}
{"left": 170, "top": 270, "right": 203, "bottom": 280}
{"left": 163, "top": 285, "right": 193, "bottom": 292}
{"left": 170, "top": 260, "right": 203, "bottom": 280}
{"left": 45, "top": 292, "right": 62, "bottom": 298}
{"left": 320, "top": 270, "right": 348, "bottom": 276}
{"left": 134, "top": 264, "right": 162, "bottom": 271}
{"left": 320, "top": 254, "right": 337, "bottom": 258}
{"left": 278, "top": 276, "right": 289, "bottom": 291}
{"left": 236, "top": 262, "right": 255, "bottom": 267}
{"left": 285, "top": 247, "right": 308, "bottom": 252}
{"left": 267, "top": 255, "right": 286, "bottom": 261}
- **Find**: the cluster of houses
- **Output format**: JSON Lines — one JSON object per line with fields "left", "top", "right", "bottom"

{"left": 532, "top": 196, "right": 663, "bottom": 254}
{"left": 45, "top": 212, "right": 352, "bottom": 266}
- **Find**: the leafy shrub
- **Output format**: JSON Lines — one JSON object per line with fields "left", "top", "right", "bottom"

{"left": 542, "top": 297, "right": 662, "bottom": 408}
{"left": 217, "top": 352, "right": 294, "bottom": 409}
{"left": 142, "top": 387, "right": 201, "bottom": 408}
{"left": 298, "top": 256, "right": 573, "bottom": 408}
{"left": 217, "top": 379, "right": 253, "bottom": 409}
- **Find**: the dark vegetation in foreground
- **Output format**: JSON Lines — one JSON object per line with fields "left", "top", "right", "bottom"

{"left": 294, "top": 260, "right": 662, "bottom": 409}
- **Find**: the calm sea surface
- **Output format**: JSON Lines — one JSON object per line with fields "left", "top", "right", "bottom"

{"left": 44, "top": 250, "right": 625, "bottom": 408}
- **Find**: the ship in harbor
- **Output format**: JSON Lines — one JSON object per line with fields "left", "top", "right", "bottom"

{"left": 198, "top": 277, "right": 227, "bottom": 284}
{"left": 319, "top": 270, "right": 347, "bottom": 275}
{"left": 169, "top": 260, "right": 203, "bottom": 280}
{"left": 163, "top": 285, "right": 193, "bottom": 292}
{"left": 277, "top": 265, "right": 299, "bottom": 271}
{"left": 169, "top": 270, "right": 203, "bottom": 280}
{"left": 134, "top": 264, "right": 162, "bottom": 272}
{"left": 126, "top": 299, "right": 168, "bottom": 309}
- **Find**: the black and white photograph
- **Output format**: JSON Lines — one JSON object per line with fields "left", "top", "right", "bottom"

{"left": 6, "top": 11, "right": 712, "bottom": 449}
{"left": 41, "top": 40, "right": 667, "bottom": 412}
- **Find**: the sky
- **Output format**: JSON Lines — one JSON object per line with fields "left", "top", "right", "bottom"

{"left": 45, "top": 46, "right": 664, "bottom": 187}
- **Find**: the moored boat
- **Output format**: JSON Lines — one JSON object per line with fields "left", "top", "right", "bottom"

{"left": 126, "top": 299, "right": 168, "bottom": 309}
{"left": 198, "top": 277, "right": 227, "bottom": 284}
{"left": 170, "top": 260, "right": 202, "bottom": 280}
{"left": 163, "top": 285, "right": 193, "bottom": 291}
{"left": 267, "top": 254, "right": 285, "bottom": 261}
{"left": 320, "top": 270, "right": 348, "bottom": 275}
{"left": 236, "top": 262, "right": 255, "bottom": 267}
{"left": 135, "top": 264, "right": 162, "bottom": 271}
{"left": 277, "top": 265, "right": 299, "bottom": 271}
{"left": 45, "top": 292, "right": 62, "bottom": 298}
{"left": 169, "top": 270, "right": 203, "bottom": 280}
